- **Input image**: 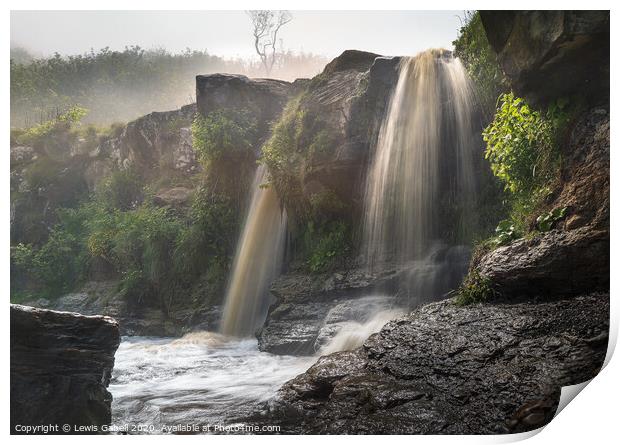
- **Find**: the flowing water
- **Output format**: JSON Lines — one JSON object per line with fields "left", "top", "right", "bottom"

{"left": 220, "top": 165, "right": 287, "bottom": 337}
{"left": 110, "top": 49, "right": 481, "bottom": 433}
{"left": 363, "top": 49, "right": 479, "bottom": 269}
{"left": 110, "top": 333, "right": 314, "bottom": 433}
{"left": 110, "top": 308, "right": 394, "bottom": 433}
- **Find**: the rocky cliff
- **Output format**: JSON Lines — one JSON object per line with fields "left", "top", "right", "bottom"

{"left": 479, "top": 11, "right": 609, "bottom": 107}
{"left": 11, "top": 304, "right": 120, "bottom": 434}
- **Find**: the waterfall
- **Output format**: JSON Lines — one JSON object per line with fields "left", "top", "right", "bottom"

{"left": 362, "top": 49, "right": 479, "bottom": 270}
{"left": 220, "top": 165, "right": 287, "bottom": 337}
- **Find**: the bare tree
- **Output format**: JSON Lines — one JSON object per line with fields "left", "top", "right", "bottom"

{"left": 247, "top": 10, "right": 293, "bottom": 76}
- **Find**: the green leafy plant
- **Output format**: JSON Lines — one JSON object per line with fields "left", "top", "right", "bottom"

{"left": 483, "top": 93, "right": 559, "bottom": 199}
{"left": 17, "top": 106, "right": 87, "bottom": 147}
{"left": 481, "top": 93, "right": 569, "bottom": 236}
{"left": 490, "top": 219, "right": 520, "bottom": 247}
{"left": 536, "top": 206, "right": 568, "bottom": 232}
{"left": 191, "top": 110, "right": 257, "bottom": 166}
{"left": 98, "top": 169, "right": 144, "bottom": 211}
{"left": 305, "top": 221, "right": 350, "bottom": 273}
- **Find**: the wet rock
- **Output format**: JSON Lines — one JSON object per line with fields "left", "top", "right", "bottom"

{"left": 11, "top": 304, "right": 120, "bottom": 433}
{"left": 257, "top": 266, "right": 407, "bottom": 355}
{"left": 480, "top": 11, "right": 609, "bottom": 107}
{"left": 261, "top": 293, "right": 608, "bottom": 434}
{"left": 477, "top": 227, "right": 608, "bottom": 297}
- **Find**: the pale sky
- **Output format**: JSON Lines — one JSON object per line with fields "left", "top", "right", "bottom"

{"left": 10, "top": 10, "right": 464, "bottom": 59}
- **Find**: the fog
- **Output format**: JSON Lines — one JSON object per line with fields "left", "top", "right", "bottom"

{"left": 11, "top": 10, "right": 462, "bottom": 59}
{"left": 10, "top": 10, "right": 464, "bottom": 126}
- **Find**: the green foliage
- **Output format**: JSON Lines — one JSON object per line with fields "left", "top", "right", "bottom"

{"left": 16, "top": 106, "right": 87, "bottom": 147}
{"left": 98, "top": 169, "right": 144, "bottom": 211}
{"left": 262, "top": 94, "right": 337, "bottom": 174}
{"left": 536, "top": 206, "right": 568, "bottom": 232}
{"left": 490, "top": 219, "right": 520, "bottom": 247}
{"left": 173, "top": 186, "right": 237, "bottom": 283}
{"left": 10, "top": 218, "right": 88, "bottom": 298}
{"left": 191, "top": 110, "right": 257, "bottom": 166}
{"left": 305, "top": 221, "right": 350, "bottom": 273}
{"left": 482, "top": 93, "right": 569, "bottom": 234}
{"left": 454, "top": 270, "right": 496, "bottom": 306}
{"left": 453, "top": 11, "right": 508, "bottom": 111}
{"left": 483, "top": 93, "right": 560, "bottom": 199}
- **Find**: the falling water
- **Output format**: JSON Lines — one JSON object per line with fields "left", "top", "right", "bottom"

{"left": 363, "top": 49, "right": 479, "bottom": 269}
{"left": 220, "top": 165, "right": 287, "bottom": 337}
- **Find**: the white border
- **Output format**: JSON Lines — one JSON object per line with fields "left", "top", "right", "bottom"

{"left": 3, "top": 2, "right": 617, "bottom": 444}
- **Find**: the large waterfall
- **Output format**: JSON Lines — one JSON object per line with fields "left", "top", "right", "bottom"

{"left": 220, "top": 165, "right": 287, "bottom": 337}
{"left": 363, "top": 49, "right": 479, "bottom": 270}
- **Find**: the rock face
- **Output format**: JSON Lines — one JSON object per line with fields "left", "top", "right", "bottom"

{"left": 260, "top": 293, "right": 608, "bottom": 434}
{"left": 196, "top": 74, "right": 291, "bottom": 150}
{"left": 480, "top": 11, "right": 610, "bottom": 107}
{"left": 87, "top": 103, "right": 198, "bottom": 189}
{"left": 11, "top": 304, "right": 120, "bottom": 433}
{"left": 273, "top": 51, "right": 400, "bottom": 226}
{"left": 476, "top": 107, "right": 609, "bottom": 297}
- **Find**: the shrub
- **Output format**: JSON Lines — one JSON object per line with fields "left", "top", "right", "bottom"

{"left": 17, "top": 106, "right": 87, "bottom": 148}
{"left": 191, "top": 110, "right": 257, "bottom": 166}
{"left": 454, "top": 270, "right": 496, "bottom": 306}
{"left": 482, "top": 93, "right": 568, "bottom": 232}
{"left": 305, "top": 221, "right": 350, "bottom": 273}
{"left": 31, "top": 228, "right": 87, "bottom": 296}
{"left": 483, "top": 93, "right": 560, "bottom": 198}
{"left": 98, "top": 169, "right": 144, "bottom": 211}
{"left": 173, "top": 187, "right": 237, "bottom": 282}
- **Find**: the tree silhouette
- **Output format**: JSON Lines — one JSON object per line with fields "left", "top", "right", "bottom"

{"left": 247, "top": 10, "right": 293, "bottom": 76}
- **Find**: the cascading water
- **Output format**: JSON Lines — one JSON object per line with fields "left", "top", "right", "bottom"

{"left": 220, "top": 165, "right": 287, "bottom": 337}
{"left": 109, "top": 49, "right": 482, "bottom": 432}
{"left": 363, "top": 49, "right": 479, "bottom": 269}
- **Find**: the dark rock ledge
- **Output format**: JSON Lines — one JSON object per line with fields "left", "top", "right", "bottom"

{"left": 256, "top": 293, "right": 608, "bottom": 434}
{"left": 11, "top": 304, "right": 120, "bottom": 434}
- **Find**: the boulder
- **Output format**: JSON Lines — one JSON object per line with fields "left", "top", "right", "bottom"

{"left": 477, "top": 227, "right": 608, "bottom": 297}
{"left": 260, "top": 293, "right": 608, "bottom": 434}
{"left": 480, "top": 11, "right": 609, "bottom": 107}
{"left": 11, "top": 304, "right": 120, "bottom": 434}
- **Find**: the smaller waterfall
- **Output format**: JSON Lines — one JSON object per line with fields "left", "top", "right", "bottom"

{"left": 220, "top": 165, "right": 287, "bottom": 337}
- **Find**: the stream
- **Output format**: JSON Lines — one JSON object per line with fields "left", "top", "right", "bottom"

{"left": 109, "top": 332, "right": 315, "bottom": 433}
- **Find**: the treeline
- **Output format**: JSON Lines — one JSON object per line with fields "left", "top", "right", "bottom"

{"left": 10, "top": 46, "right": 328, "bottom": 126}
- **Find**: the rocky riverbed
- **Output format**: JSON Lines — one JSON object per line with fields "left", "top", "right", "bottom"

{"left": 256, "top": 292, "right": 609, "bottom": 434}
